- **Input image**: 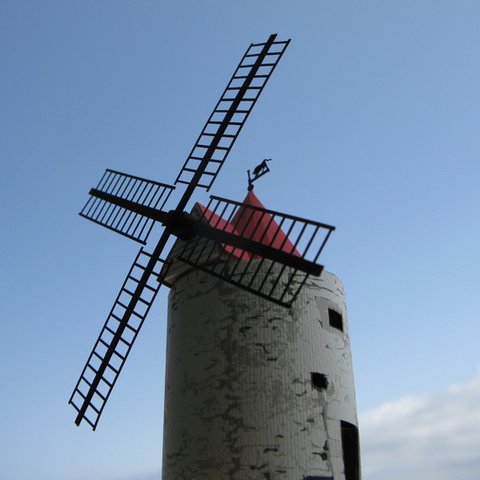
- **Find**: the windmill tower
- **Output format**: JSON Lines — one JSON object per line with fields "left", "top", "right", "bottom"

{"left": 69, "top": 34, "right": 361, "bottom": 480}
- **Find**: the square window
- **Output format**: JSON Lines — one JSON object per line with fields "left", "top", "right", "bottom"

{"left": 328, "top": 308, "right": 343, "bottom": 332}
{"left": 311, "top": 372, "right": 328, "bottom": 390}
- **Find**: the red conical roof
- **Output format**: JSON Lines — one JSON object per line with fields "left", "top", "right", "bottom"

{"left": 197, "top": 190, "right": 300, "bottom": 259}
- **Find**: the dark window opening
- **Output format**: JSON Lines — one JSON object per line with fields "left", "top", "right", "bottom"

{"left": 311, "top": 372, "right": 328, "bottom": 390}
{"left": 303, "top": 476, "right": 333, "bottom": 480}
{"left": 341, "top": 420, "right": 360, "bottom": 480}
{"left": 328, "top": 308, "right": 343, "bottom": 331}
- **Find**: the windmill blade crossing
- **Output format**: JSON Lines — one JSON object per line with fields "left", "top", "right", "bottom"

{"left": 171, "top": 194, "right": 335, "bottom": 307}
{"left": 69, "top": 248, "right": 165, "bottom": 430}
{"left": 80, "top": 169, "right": 174, "bottom": 244}
{"left": 174, "top": 34, "right": 290, "bottom": 193}
{"left": 177, "top": 214, "right": 323, "bottom": 276}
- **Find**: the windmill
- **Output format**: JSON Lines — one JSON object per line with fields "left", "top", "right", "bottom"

{"left": 69, "top": 34, "right": 336, "bottom": 433}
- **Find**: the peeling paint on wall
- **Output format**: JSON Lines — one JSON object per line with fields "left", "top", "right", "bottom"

{"left": 162, "top": 263, "right": 359, "bottom": 480}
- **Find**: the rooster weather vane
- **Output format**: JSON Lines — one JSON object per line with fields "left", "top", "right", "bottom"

{"left": 69, "top": 34, "right": 335, "bottom": 430}
{"left": 247, "top": 158, "right": 271, "bottom": 190}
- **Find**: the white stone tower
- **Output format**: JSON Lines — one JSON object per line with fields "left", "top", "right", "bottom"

{"left": 161, "top": 193, "right": 360, "bottom": 480}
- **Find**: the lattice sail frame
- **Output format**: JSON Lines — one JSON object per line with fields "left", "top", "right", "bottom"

{"left": 175, "top": 36, "right": 290, "bottom": 191}
{"left": 173, "top": 196, "right": 335, "bottom": 307}
{"left": 69, "top": 248, "right": 165, "bottom": 430}
{"left": 80, "top": 169, "right": 175, "bottom": 244}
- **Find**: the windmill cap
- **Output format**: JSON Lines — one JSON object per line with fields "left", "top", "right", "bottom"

{"left": 196, "top": 190, "right": 301, "bottom": 259}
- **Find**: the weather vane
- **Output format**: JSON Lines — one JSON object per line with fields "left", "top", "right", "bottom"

{"left": 247, "top": 158, "right": 271, "bottom": 190}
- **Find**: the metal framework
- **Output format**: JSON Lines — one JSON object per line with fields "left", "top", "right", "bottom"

{"left": 70, "top": 249, "right": 164, "bottom": 429}
{"left": 69, "top": 34, "right": 334, "bottom": 430}
{"left": 80, "top": 169, "right": 174, "bottom": 244}
{"left": 175, "top": 196, "right": 335, "bottom": 307}
{"left": 175, "top": 37, "right": 289, "bottom": 191}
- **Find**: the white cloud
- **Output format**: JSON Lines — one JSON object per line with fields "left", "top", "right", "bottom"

{"left": 359, "top": 372, "right": 480, "bottom": 480}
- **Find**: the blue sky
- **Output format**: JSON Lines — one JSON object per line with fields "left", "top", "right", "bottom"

{"left": 1, "top": 1, "right": 479, "bottom": 479}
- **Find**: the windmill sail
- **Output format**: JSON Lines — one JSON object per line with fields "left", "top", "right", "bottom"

{"left": 69, "top": 248, "right": 165, "bottom": 429}
{"left": 174, "top": 34, "right": 290, "bottom": 192}
{"left": 80, "top": 169, "right": 174, "bottom": 244}
{"left": 166, "top": 192, "right": 335, "bottom": 307}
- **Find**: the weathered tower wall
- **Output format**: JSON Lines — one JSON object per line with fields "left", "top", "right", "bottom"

{"left": 162, "top": 265, "right": 359, "bottom": 480}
